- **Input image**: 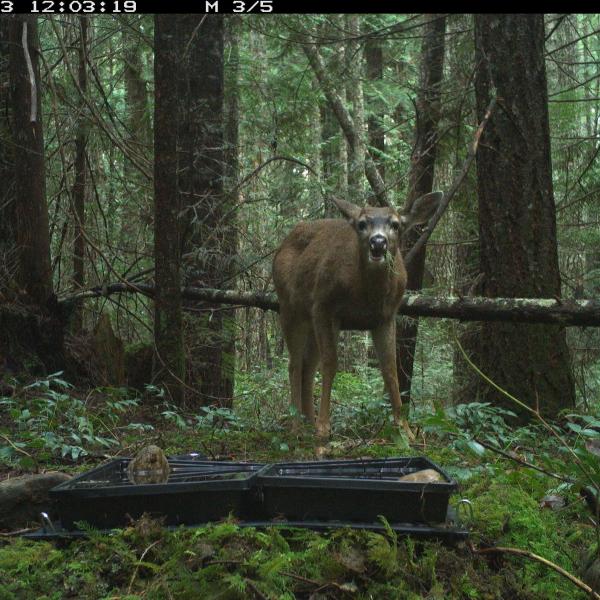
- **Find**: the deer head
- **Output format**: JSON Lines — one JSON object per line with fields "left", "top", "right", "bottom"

{"left": 331, "top": 192, "right": 443, "bottom": 267}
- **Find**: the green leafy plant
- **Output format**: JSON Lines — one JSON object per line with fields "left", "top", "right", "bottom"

{"left": 0, "top": 373, "right": 144, "bottom": 466}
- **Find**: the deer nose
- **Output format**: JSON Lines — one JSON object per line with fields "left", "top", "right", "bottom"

{"left": 370, "top": 235, "right": 387, "bottom": 252}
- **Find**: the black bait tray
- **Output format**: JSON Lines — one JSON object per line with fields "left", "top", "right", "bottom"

{"left": 49, "top": 458, "right": 264, "bottom": 530}
{"left": 255, "top": 456, "right": 457, "bottom": 524}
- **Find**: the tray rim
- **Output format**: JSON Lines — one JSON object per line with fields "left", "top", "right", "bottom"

{"left": 256, "top": 456, "right": 458, "bottom": 493}
{"left": 49, "top": 458, "right": 265, "bottom": 497}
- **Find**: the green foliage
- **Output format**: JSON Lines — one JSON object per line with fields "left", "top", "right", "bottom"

{"left": 0, "top": 373, "right": 147, "bottom": 467}
{"left": 0, "top": 368, "right": 597, "bottom": 598}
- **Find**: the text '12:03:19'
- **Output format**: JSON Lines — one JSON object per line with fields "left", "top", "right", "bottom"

{"left": 29, "top": 0, "right": 136, "bottom": 12}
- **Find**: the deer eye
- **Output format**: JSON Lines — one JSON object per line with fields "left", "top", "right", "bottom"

{"left": 390, "top": 221, "right": 400, "bottom": 231}
{"left": 358, "top": 220, "right": 368, "bottom": 232}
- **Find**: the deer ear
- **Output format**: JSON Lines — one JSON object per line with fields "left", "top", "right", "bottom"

{"left": 400, "top": 191, "right": 443, "bottom": 229}
{"left": 332, "top": 197, "right": 361, "bottom": 223}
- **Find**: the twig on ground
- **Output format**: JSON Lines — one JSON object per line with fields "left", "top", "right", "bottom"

{"left": 475, "top": 545, "right": 600, "bottom": 599}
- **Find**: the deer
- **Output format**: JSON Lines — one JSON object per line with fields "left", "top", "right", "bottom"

{"left": 272, "top": 192, "right": 442, "bottom": 441}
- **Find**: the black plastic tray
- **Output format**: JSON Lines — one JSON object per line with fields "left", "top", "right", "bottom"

{"left": 50, "top": 459, "right": 264, "bottom": 530}
{"left": 255, "top": 456, "right": 457, "bottom": 524}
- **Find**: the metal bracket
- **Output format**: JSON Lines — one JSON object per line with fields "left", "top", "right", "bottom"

{"left": 455, "top": 498, "right": 474, "bottom": 526}
{"left": 40, "top": 512, "right": 56, "bottom": 532}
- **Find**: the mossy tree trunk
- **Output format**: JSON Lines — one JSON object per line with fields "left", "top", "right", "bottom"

{"left": 220, "top": 14, "right": 240, "bottom": 402}
{"left": 473, "top": 14, "right": 575, "bottom": 418}
{"left": 9, "top": 17, "right": 53, "bottom": 307}
{"left": 153, "top": 15, "right": 184, "bottom": 404}
{"left": 178, "top": 15, "right": 233, "bottom": 408}
{"left": 396, "top": 14, "right": 446, "bottom": 406}
{"left": 0, "top": 17, "right": 64, "bottom": 374}
{"left": 0, "top": 18, "right": 16, "bottom": 292}
{"left": 345, "top": 15, "right": 364, "bottom": 204}
{"left": 122, "top": 15, "right": 152, "bottom": 220}
{"left": 71, "top": 16, "right": 88, "bottom": 333}
{"left": 365, "top": 32, "right": 385, "bottom": 184}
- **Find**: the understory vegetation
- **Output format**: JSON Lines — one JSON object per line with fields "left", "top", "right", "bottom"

{"left": 1, "top": 346, "right": 600, "bottom": 599}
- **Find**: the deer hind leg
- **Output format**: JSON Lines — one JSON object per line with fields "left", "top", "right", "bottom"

{"left": 300, "top": 328, "right": 318, "bottom": 422}
{"left": 280, "top": 311, "right": 309, "bottom": 416}
{"left": 371, "top": 320, "right": 415, "bottom": 441}
{"left": 313, "top": 309, "right": 339, "bottom": 440}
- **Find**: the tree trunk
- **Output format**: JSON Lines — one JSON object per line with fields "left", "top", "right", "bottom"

{"left": 320, "top": 101, "right": 340, "bottom": 216}
{"left": 9, "top": 17, "right": 53, "bottom": 307}
{"left": 473, "top": 14, "right": 575, "bottom": 419}
{"left": 345, "top": 15, "right": 365, "bottom": 204}
{"left": 396, "top": 15, "right": 446, "bottom": 405}
{"left": 365, "top": 34, "right": 385, "bottom": 183}
{"left": 71, "top": 16, "right": 87, "bottom": 333}
{"left": 303, "top": 40, "right": 387, "bottom": 205}
{"left": 153, "top": 15, "right": 184, "bottom": 404}
{"left": 318, "top": 18, "right": 345, "bottom": 215}
{"left": 122, "top": 15, "right": 151, "bottom": 218}
{"left": 0, "top": 18, "right": 16, "bottom": 295}
{"left": 177, "top": 15, "right": 231, "bottom": 408}
{"left": 123, "top": 17, "right": 151, "bottom": 150}
{"left": 221, "top": 15, "right": 240, "bottom": 400}
{"left": 446, "top": 14, "right": 481, "bottom": 404}
{"left": 0, "top": 17, "right": 64, "bottom": 375}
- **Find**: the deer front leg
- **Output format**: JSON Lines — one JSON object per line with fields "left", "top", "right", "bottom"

{"left": 300, "top": 329, "right": 318, "bottom": 422}
{"left": 371, "top": 320, "right": 415, "bottom": 441}
{"left": 313, "top": 308, "right": 339, "bottom": 441}
{"left": 280, "top": 312, "right": 309, "bottom": 417}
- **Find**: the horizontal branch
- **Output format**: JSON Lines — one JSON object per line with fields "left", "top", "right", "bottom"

{"left": 62, "top": 283, "right": 600, "bottom": 327}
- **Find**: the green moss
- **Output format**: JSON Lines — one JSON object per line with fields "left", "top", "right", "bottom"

{"left": 0, "top": 540, "right": 65, "bottom": 598}
{"left": 469, "top": 476, "right": 590, "bottom": 598}
{"left": 0, "top": 370, "right": 596, "bottom": 599}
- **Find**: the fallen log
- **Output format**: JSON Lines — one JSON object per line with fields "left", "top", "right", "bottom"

{"left": 0, "top": 472, "right": 71, "bottom": 529}
{"left": 61, "top": 282, "right": 600, "bottom": 327}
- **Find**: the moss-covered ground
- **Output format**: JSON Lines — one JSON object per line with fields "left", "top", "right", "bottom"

{"left": 0, "top": 365, "right": 597, "bottom": 599}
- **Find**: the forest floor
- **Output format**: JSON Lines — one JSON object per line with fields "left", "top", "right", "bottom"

{"left": 0, "top": 364, "right": 598, "bottom": 599}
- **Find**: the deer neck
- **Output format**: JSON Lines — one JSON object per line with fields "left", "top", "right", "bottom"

{"left": 361, "top": 251, "right": 398, "bottom": 300}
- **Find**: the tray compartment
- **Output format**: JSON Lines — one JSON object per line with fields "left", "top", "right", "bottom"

{"left": 50, "top": 459, "right": 264, "bottom": 530}
{"left": 256, "top": 456, "right": 457, "bottom": 524}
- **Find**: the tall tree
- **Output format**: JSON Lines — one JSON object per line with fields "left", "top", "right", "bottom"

{"left": 71, "top": 16, "right": 88, "bottom": 332}
{"left": 365, "top": 33, "right": 385, "bottom": 183}
{"left": 221, "top": 14, "right": 241, "bottom": 401}
{"left": 318, "top": 18, "right": 347, "bottom": 213}
{"left": 396, "top": 15, "right": 446, "bottom": 403}
{"left": 9, "top": 16, "right": 53, "bottom": 307}
{"left": 153, "top": 15, "right": 184, "bottom": 404}
{"left": 345, "top": 15, "right": 364, "bottom": 203}
{"left": 473, "top": 14, "right": 574, "bottom": 418}
{"left": 0, "top": 16, "right": 64, "bottom": 374}
{"left": 178, "top": 15, "right": 233, "bottom": 407}
{"left": 0, "top": 18, "right": 16, "bottom": 292}
{"left": 122, "top": 15, "right": 151, "bottom": 212}
{"left": 123, "top": 17, "right": 151, "bottom": 150}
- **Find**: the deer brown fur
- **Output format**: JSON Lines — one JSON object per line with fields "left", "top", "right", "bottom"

{"left": 272, "top": 193, "right": 442, "bottom": 440}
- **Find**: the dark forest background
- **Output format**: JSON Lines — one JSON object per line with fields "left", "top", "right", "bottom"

{"left": 2, "top": 14, "right": 599, "bottom": 416}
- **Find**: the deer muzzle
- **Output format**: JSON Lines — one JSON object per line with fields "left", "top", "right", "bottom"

{"left": 369, "top": 234, "right": 388, "bottom": 262}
